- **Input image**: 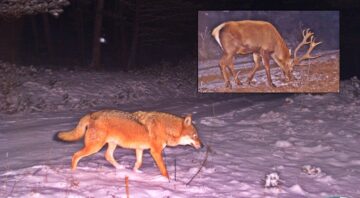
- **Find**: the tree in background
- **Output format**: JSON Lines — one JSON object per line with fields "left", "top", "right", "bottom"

{"left": 0, "top": 0, "right": 196, "bottom": 70}
{"left": 0, "top": 0, "right": 70, "bottom": 63}
{"left": 122, "top": 0, "right": 195, "bottom": 69}
{"left": 90, "top": 0, "right": 104, "bottom": 69}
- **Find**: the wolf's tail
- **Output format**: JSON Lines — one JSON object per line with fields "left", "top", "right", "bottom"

{"left": 211, "top": 22, "right": 226, "bottom": 50}
{"left": 56, "top": 114, "right": 91, "bottom": 142}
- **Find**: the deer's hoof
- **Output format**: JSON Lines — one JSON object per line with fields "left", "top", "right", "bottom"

{"left": 246, "top": 79, "right": 252, "bottom": 85}
{"left": 286, "top": 74, "right": 294, "bottom": 81}
{"left": 225, "top": 81, "right": 232, "bottom": 89}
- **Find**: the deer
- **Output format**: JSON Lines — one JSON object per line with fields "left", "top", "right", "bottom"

{"left": 211, "top": 20, "right": 322, "bottom": 89}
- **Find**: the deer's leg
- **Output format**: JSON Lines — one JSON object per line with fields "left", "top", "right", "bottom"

{"left": 229, "top": 64, "right": 241, "bottom": 86}
{"left": 272, "top": 54, "right": 293, "bottom": 82}
{"left": 261, "top": 52, "right": 276, "bottom": 87}
{"left": 247, "top": 53, "right": 261, "bottom": 84}
{"left": 220, "top": 54, "right": 233, "bottom": 89}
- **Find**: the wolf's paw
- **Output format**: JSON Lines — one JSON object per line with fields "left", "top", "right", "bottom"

{"left": 115, "top": 164, "right": 125, "bottom": 169}
{"left": 133, "top": 168, "right": 143, "bottom": 173}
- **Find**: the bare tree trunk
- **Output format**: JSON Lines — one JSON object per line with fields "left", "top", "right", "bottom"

{"left": 30, "top": 16, "right": 39, "bottom": 62}
{"left": 127, "top": 0, "right": 140, "bottom": 70}
{"left": 120, "top": 21, "right": 128, "bottom": 70}
{"left": 9, "top": 18, "right": 23, "bottom": 63}
{"left": 90, "top": 0, "right": 105, "bottom": 69}
{"left": 42, "top": 14, "right": 53, "bottom": 62}
{"left": 75, "top": 1, "right": 85, "bottom": 66}
{"left": 113, "top": 1, "right": 128, "bottom": 70}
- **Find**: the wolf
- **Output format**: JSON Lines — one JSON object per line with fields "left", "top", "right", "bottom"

{"left": 132, "top": 111, "right": 203, "bottom": 177}
{"left": 56, "top": 110, "right": 202, "bottom": 178}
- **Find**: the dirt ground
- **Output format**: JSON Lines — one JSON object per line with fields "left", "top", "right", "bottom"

{"left": 198, "top": 51, "right": 339, "bottom": 93}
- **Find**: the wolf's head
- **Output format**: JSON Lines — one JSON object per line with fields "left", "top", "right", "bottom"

{"left": 178, "top": 115, "right": 203, "bottom": 149}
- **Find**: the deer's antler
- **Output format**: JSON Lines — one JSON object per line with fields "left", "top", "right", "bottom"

{"left": 293, "top": 29, "right": 322, "bottom": 65}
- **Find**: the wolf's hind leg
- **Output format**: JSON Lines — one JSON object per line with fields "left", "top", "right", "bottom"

{"left": 133, "top": 149, "right": 144, "bottom": 173}
{"left": 71, "top": 127, "right": 107, "bottom": 170}
{"left": 72, "top": 141, "right": 105, "bottom": 170}
{"left": 105, "top": 142, "right": 124, "bottom": 169}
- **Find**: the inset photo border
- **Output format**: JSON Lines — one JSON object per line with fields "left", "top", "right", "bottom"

{"left": 198, "top": 11, "right": 339, "bottom": 93}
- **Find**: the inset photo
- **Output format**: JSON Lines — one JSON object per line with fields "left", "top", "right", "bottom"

{"left": 198, "top": 11, "right": 339, "bottom": 93}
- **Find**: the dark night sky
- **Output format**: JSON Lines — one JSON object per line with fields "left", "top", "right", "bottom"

{"left": 0, "top": 0, "right": 359, "bottom": 79}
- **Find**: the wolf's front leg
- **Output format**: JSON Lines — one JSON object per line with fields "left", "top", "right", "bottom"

{"left": 150, "top": 146, "right": 169, "bottom": 179}
{"left": 133, "top": 149, "right": 143, "bottom": 173}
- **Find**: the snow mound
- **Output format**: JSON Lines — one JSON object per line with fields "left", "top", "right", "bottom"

{"left": 0, "top": 61, "right": 197, "bottom": 113}
{"left": 288, "top": 184, "right": 307, "bottom": 196}
{"left": 274, "top": 140, "right": 293, "bottom": 148}
{"left": 200, "top": 117, "right": 227, "bottom": 127}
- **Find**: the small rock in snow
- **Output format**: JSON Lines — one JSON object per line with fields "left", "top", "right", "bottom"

{"left": 275, "top": 140, "right": 293, "bottom": 148}
{"left": 302, "top": 165, "right": 322, "bottom": 176}
{"left": 264, "top": 172, "right": 281, "bottom": 188}
{"left": 285, "top": 97, "right": 294, "bottom": 104}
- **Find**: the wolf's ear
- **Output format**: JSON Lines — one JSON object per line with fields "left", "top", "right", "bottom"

{"left": 184, "top": 115, "right": 192, "bottom": 126}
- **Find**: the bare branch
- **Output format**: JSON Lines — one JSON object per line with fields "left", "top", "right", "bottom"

{"left": 186, "top": 146, "right": 210, "bottom": 186}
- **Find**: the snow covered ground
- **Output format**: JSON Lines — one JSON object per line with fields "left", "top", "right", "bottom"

{"left": 198, "top": 50, "right": 339, "bottom": 93}
{"left": 1, "top": 61, "right": 359, "bottom": 197}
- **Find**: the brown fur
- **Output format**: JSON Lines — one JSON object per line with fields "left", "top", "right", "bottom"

{"left": 212, "top": 20, "right": 292, "bottom": 88}
{"left": 57, "top": 110, "right": 202, "bottom": 178}
{"left": 132, "top": 111, "right": 203, "bottom": 177}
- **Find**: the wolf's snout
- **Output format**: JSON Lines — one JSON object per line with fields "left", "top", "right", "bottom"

{"left": 192, "top": 140, "right": 203, "bottom": 149}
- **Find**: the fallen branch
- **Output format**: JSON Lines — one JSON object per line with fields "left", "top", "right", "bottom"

{"left": 175, "top": 158, "right": 177, "bottom": 181}
{"left": 186, "top": 145, "right": 210, "bottom": 186}
{"left": 125, "top": 176, "right": 130, "bottom": 198}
